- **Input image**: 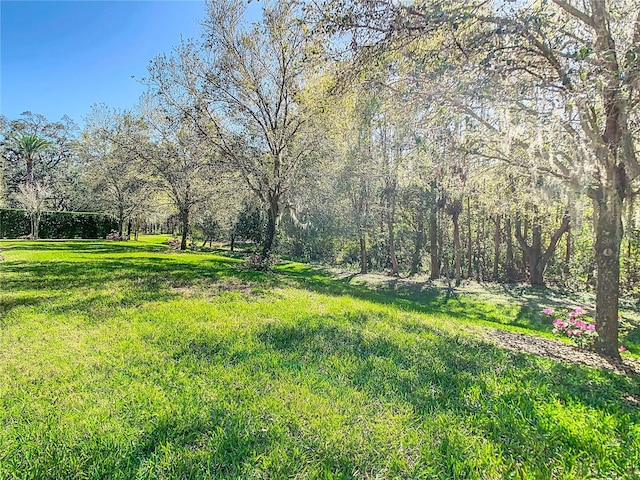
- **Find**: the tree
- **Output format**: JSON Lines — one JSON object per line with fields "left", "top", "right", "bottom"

{"left": 11, "top": 134, "right": 50, "bottom": 184}
{"left": 146, "top": 0, "right": 321, "bottom": 260}
{"left": 316, "top": 0, "right": 639, "bottom": 357}
{"left": 82, "top": 110, "right": 153, "bottom": 236}
{"left": 515, "top": 212, "right": 571, "bottom": 286}
{"left": 1, "top": 112, "right": 80, "bottom": 209}
{"left": 14, "top": 182, "right": 51, "bottom": 239}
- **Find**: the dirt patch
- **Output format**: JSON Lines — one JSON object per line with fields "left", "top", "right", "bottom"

{"left": 486, "top": 329, "right": 640, "bottom": 376}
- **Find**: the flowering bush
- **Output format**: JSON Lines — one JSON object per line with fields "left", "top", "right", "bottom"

{"left": 106, "top": 232, "right": 127, "bottom": 241}
{"left": 544, "top": 307, "right": 598, "bottom": 349}
{"left": 166, "top": 238, "right": 181, "bottom": 249}
{"left": 244, "top": 254, "right": 280, "bottom": 270}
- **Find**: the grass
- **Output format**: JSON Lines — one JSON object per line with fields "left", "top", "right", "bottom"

{"left": 1, "top": 236, "right": 639, "bottom": 479}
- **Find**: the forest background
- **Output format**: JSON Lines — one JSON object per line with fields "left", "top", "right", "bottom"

{"left": 1, "top": 0, "right": 639, "bottom": 358}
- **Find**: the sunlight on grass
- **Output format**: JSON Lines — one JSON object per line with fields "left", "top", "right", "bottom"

{"left": 1, "top": 236, "right": 639, "bottom": 479}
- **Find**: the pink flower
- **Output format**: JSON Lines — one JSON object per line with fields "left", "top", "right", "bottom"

{"left": 567, "top": 330, "right": 573, "bottom": 336}
{"left": 586, "top": 324, "right": 595, "bottom": 331}
{"left": 543, "top": 308, "right": 554, "bottom": 315}
{"left": 619, "top": 345, "right": 627, "bottom": 353}
{"left": 570, "top": 308, "right": 585, "bottom": 317}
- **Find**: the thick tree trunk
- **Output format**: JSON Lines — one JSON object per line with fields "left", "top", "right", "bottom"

{"left": 261, "top": 197, "right": 279, "bottom": 259}
{"left": 118, "top": 207, "right": 125, "bottom": 237}
{"left": 515, "top": 213, "right": 570, "bottom": 287}
{"left": 593, "top": 194, "right": 623, "bottom": 358}
{"left": 31, "top": 213, "right": 40, "bottom": 240}
{"left": 180, "top": 209, "right": 189, "bottom": 251}
{"left": 359, "top": 234, "right": 368, "bottom": 274}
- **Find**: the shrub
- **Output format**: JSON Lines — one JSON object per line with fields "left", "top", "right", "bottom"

{"left": 243, "top": 253, "right": 280, "bottom": 271}
{"left": 0, "top": 208, "right": 117, "bottom": 239}
{"left": 546, "top": 308, "right": 598, "bottom": 349}
{"left": 166, "top": 238, "right": 181, "bottom": 249}
{"left": 106, "top": 232, "right": 128, "bottom": 241}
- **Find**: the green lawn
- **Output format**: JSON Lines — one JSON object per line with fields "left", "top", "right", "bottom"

{"left": 1, "top": 236, "right": 639, "bottom": 479}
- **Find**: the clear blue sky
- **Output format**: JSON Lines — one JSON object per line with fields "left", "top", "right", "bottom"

{"left": 0, "top": 0, "right": 227, "bottom": 126}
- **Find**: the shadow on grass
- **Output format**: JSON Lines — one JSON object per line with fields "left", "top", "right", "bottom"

{"left": 141, "top": 312, "right": 640, "bottom": 477}
{"left": 0, "top": 240, "right": 169, "bottom": 254}
{"left": 0, "top": 253, "right": 278, "bottom": 322}
{"left": 273, "top": 264, "right": 524, "bottom": 330}
{"left": 2, "top": 241, "right": 637, "bottom": 352}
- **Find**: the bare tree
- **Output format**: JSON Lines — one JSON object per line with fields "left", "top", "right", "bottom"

{"left": 146, "top": 0, "right": 320, "bottom": 260}
{"left": 14, "top": 182, "right": 51, "bottom": 239}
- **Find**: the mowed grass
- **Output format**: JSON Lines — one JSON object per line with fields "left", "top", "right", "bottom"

{"left": 1, "top": 237, "right": 639, "bottom": 479}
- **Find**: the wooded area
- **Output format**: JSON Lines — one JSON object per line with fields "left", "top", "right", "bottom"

{"left": 1, "top": 0, "right": 639, "bottom": 358}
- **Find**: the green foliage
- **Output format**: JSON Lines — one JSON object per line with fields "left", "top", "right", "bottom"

{"left": 0, "top": 237, "right": 639, "bottom": 479}
{"left": 0, "top": 208, "right": 30, "bottom": 238}
{"left": 0, "top": 208, "right": 117, "bottom": 239}
{"left": 233, "top": 202, "right": 264, "bottom": 244}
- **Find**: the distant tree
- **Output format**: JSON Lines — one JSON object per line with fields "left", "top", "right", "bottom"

{"left": 14, "top": 182, "right": 51, "bottom": 239}
{"left": 82, "top": 108, "right": 153, "bottom": 236}
{"left": 1, "top": 112, "right": 79, "bottom": 209}
{"left": 10, "top": 134, "right": 50, "bottom": 185}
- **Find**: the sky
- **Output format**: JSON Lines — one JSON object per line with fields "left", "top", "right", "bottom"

{"left": 0, "top": 0, "right": 236, "bottom": 127}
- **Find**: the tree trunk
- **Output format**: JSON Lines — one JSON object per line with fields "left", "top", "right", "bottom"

{"left": 410, "top": 217, "right": 424, "bottom": 275}
{"left": 504, "top": 217, "right": 516, "bottom": 282}
{"left": 447, "top": 199, "right": 463, "bottom": 286}
{"left": 564, "top": 225, "right": 571, "bottom": 279}
{"left": 230, "top": 233, "right": 235, "bottom": 253}
{"left": 515, "top": 213, "right": 570, "bottom": 287}
{"left": 429, "top": 203, "right": 439, "bottom": 279}
{"left": 386, "top": 181, "right": 399, "bottom": 276}
{"left": 31, "top": 213, "right": 39, "bottom": 240}
{"left": 593, "top": 193, "right": 623, "bottom": 358}
{"left": 452, "top": 213, "right": 461, "bottom": 285}
{"left": 26, "top": 157, "right": 34, "bottom": 185}
{"left": 180, "top": 209, "right": 189, "bottom": 250}
{"left": 359, "top": 234, "right": 368, "bottom": 274}
{"left": 118, "top": 207, "right": 125, "bottom": 237}
{"left": 466, "top": 197, "right": 472, "bottom": 279}
{"left": 493, "top": 215, "right": 501, "bottom": 281}
{"left": 261, "top": 196, "right": 279, "bottom": 259}
{"left": 521, "top": 219, "right": 529, "bottom": 278}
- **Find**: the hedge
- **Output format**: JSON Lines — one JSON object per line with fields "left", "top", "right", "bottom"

{"left": 0, "top": 208, "right": 118, "bottom": 239}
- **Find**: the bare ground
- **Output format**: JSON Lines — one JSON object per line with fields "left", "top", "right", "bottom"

{"left": 486, "top": 329, "right": 640, "bottom": 377}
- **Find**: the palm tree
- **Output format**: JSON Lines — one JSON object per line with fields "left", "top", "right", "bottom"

{"left": 12, "top": 134, "right": 50, "bottom": 184}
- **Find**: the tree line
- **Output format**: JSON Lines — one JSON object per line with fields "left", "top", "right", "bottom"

{"left": 1, "top": 0, "right": 638, "bottom": 358}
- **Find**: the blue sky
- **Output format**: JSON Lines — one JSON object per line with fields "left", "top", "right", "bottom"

{"left": 1, "top": 0, "right": 253, "bottom": 126}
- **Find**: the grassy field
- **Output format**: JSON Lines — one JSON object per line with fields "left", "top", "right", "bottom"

{"left": 1, "top": 236, "right": 639, "bottom": 479}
